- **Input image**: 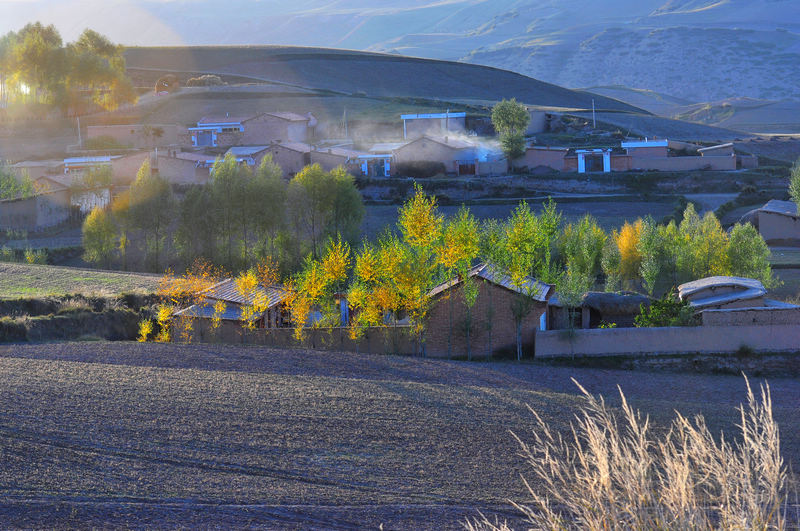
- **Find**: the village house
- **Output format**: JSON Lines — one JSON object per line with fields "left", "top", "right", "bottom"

{"left": 741, "top": 200, "right": 800, "bottom": 246}
{"left": 63, "top": 156, "right": 113, "bottom": 175}
{"left": 263, "top": 141, "right": 312, "bottom": 177}
{"left": 401, "top": 112, "right": 466, "bottom": 140}
{"left": 188, "top": 112, "right": 313, "bottom": 148}
{"left": 310, "top": 146, "right": 369, "bottom": 173}
{"left": 173, "top": 278, "right": 290, "bottom": 341}
{"left": 521, "top": 138, "right": 753, "bottom": 174}
{"left": 423, "top": 264, "right": 553, "bottom": 358}
{"left": 0, "top": 188, "right": 72, "bottom": 231}
{"left": 392, "top": 134, "right": 504, "bottom": 176}
{"left": 110, "top": 151, "right": 152, "bottom": 186}
{"left": 546, "top": 291, "right": 650, "bottom": 330}
{"left": 156, "top": 151, "right": 214, "bottom": 186}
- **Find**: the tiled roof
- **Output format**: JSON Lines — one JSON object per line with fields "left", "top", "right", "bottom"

{"left": 203, "top": 278, "right": 288, "bottom": 308}
{"left": 429, "top": 263, "right": 552, "bottom": 302}
{"left": 226, "top": 146, "right": 270, "bottom": 157}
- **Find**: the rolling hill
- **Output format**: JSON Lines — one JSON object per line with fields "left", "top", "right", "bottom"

{"left": 123, "top": 46, "right": 640, "bottom": 113}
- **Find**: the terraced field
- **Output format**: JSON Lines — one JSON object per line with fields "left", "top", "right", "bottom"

{"left": 0, "top": 342, "right": 798, "bottom": 529}
{"left": 0, "top": 263, "right": 160, "bottom": 298}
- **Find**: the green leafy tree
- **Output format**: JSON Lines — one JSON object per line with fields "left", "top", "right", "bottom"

{"left": 491, "top": 98, "right": 530, "bottom": 161}
{"left": 82, "top": 206, "right": 115, "bottom": 268}
{"left": 634, "top": 290, "right": 697, "bottom": 328}
{"left": 251, "top": 155, "right": 287, "bottom": 261}
{"left": 174, "top": 185, "right": 216, "bottom": 267}
{"left": 789, "top": 157, "right": 800, "bottom": 212}
{"left": 210, "top": 153, "right": 246, "bottom": 270}
{"left": 130, "top": 160, "right": 174, "bottom": 272}
{"left": 0, "top": 166, "right": 35, "bottom": 199}
{"left": 728, "top": 223, "right": 775, "bottom": 287}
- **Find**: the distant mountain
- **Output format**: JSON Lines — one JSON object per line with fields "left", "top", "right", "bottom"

{"left": 3, "top": 0, "right": 798, "bottom": 102}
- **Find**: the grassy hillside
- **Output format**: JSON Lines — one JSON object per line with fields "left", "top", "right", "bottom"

{"left": 0, "top": 263, "right": 160, "bottom": 298}
{"left": 0, "top": 343, "right": 797, "bottom": 528}
{"left": 123, "top": 46, "right": 642, "bottom": 113}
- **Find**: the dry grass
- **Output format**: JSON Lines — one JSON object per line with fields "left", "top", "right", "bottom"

{"left": 467, "top": 377, "right": 793, "bottom": 530}
{"left": 0, "top": 263, "right": 160, "bottom": 298}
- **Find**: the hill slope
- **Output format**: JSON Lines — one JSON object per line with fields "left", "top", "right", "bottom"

{"left": 123, "top": 46, "right": 641, "bottom": 113}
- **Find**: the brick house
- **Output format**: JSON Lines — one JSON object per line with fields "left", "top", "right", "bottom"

{"left": 310, "top": 146, "right": 369, "bottom": 173}
{"left": 424, "top": 264, "right": 553, "bottom": 358}
{"left": 156, "top": 152, "right": 214, "bottom": 185}
{"left": 393, "top": 135, "right": 479, "bottom": 175}
{"left": 263, "top": 141, "right": 312, "bottom": 177}
{"left": 189, "top": 112, "right": 312, "bottom": 148}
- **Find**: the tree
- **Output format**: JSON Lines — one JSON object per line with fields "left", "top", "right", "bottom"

{"left": 437, "top": 206, "right": 479, "bottom": 358}
{"left": 728, "top": 223, "right": 775, "bottom": 287}
{"left": 82, "top": 206, "right": 115, "bottom": 268}
{"left": 251, "top": 155, "right": 287, "bottom": 261}
{"left": 0, "top": 166, "right": 34, "bottom": 199}
{"left": 130, "top": 160, "right": 174, "bottom": 272}
{"left": 288, "top": 164, "right": 364, "bottom": 260}
{"left": 209, "top": 153, "right": 246, "bottom": 270}
{"left": 174, "top": 185, "right": 216, "bottom": 267}
{"left": 110, "top": 189, "right": 132, "bottom": 270}
{"left": 492, "top": 98, "right": 530, "bottom": 161}
{"left": 789, "top": 157, "right": 800, "bottom": 212}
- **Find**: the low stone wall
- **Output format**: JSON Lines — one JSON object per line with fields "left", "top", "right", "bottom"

{"left": 536, "top": 324, "right": 800, "bottom": 358}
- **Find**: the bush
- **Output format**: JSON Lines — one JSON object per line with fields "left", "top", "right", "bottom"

{"left": 634, "top": 289, "right": 696, "bottom": 327}
{"left": 186, "top": 74, "right": 224, "bottom": 87}
{"left": 394, "top": 161, "right": 447, "bottom": 179}
{"left": 23, "top": 247, "right": 48, "bottom": 265}
{"left": 466, "top": 377, "right": 789, "bottom": 530}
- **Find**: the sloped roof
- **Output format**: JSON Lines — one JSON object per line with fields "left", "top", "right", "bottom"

{"left": 202, "top": 278, "right": 288, "bottom": 308}
{"left": 174, "top": 302, "right": 249, "bottom": 322}
{"left": 270, "top": 141, "right": 312, "bottom": 153}
{"left": 759, "top": 199, "right": 798, "bottom": 218}
{"left": 370, "top": 142, "right": 406, "bottom": 153}
{"left": 398, "top": 135, "right": 475, "bottom": 151}
{"left": 314, "top": 146, "right": 366, "bottom": 159}
{"left": 35, "top": 174, "right": 72, "bottom": 190}
{"left": 226, "top": 146, "right": 270, "bottom": 157}
{"left": 678, "top": 276, "right": 766, "bottom": 309}
{"left": 429, "top": 263, "right": 552, "bottom": 302}
{"left": 581, "top": 291, "right": 650, "bottom": 314}
{"left": 197, "top": 114, "right": 256, "bottom": 125}
{"left": 264, "top": 111, "right": 310, "bottom": 122}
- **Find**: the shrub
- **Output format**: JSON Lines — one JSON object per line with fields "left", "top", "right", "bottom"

{"left": 465, "top": 377, "right": 789, "bottom": 531}
{"left": 23, "top": 247, "right": 47, "bottom": 265}
{"left": 634, "top": 289, "right": 696, "bottom": 327}
{"left": 137, "top": 319, "right": 153, "bottom": 342}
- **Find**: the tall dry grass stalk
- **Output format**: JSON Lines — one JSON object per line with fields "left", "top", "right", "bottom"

{"left": 467, "top": 376, "right": 790, "bottom": 530}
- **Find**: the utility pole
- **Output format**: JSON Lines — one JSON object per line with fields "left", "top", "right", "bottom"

{"left": 592, "top": 98, "right": 596, "bottom": 129}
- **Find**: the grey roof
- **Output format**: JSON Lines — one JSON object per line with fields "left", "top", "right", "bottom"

{"left": 759, "top": 200, "right": 798, "bottom": 218}
{"left": 581, "top": 291, "right": 650, "bottom": 314}
{"left": 429, "top": 263, "right": 552, "bottom": 302}
{"left": 370, "top": 142, "right": 406, "bottom": 153}
{"left": 174, "top": 302, "right": 250, "bottom": 322}
{"left": 202, "top": 278, "right": 288, "bottom": 308}
{"left": 226, "top": 146, "right": 270, "bottom": 157}
{"left": 678, "top": 276, "right": 766, "bottom": 309}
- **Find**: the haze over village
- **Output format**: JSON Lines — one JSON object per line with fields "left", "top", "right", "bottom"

{"left": 0, "top": 1, "right": 799, "bottom": 528}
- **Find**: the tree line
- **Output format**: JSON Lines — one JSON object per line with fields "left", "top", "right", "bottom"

{"left": 0, "top": 23, "right": 136, "bottom": 112}
{"left": 82, "top": 154, "right": 365, "bottom": 273}
{"left": 153, "top": 185, "right": 774, "bottom": 360}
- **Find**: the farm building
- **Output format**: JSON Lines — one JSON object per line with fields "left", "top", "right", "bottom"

{"left": 188, "top": 112, "right": 312, "bottom": 148}
{"left": 392, "top": 135, "right": 504, "bottom": 176}
{"left": 174, "top": 278, "right": 291, "bottom": 340}
{"left": 156, "top": 151, "right": 214, "bottom": 185}
{"left": 0, "top": 188, "right": 72, "bottom": 231}
{"left": 225, "top": 146, "right": 272, "bottom": 167}
{"left": 402, "top": 112, "right": 466, "bottom": 140}
{"left": 310, "top": 146, "right": 370, "bottom": 173}
{"left": 524, "top": 138, "right": 747, "bottom": 174}
{"left": 263, "top": 142, "right": 312, "bottom": 177}
{"left": 86, "top": 124, "right": 181, "bottom": 149}
{"left": 63, "top": 156, "right": 113, "bottom": 175}
{"left": 547, "top": 291, "right": 651, "bottom": 330}
{"left": 742, "top": 200, "right": 800, "bottom": 246}
{"left": 32, "top": 174, "right": 110, "bottom": 214}
{"left": 111, "top": 152, "right": 153, "bottom": 186}
{"left": 424, "top": 264, "right": 553, "bottom": 358}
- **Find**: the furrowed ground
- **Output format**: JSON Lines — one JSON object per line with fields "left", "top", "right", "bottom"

{"left": 0, "top": 343, "right": 798, "bottom": 529}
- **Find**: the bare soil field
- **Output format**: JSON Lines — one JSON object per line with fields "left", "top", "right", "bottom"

{"left": 0, "top": 263, "right": 160, "bottom": 298}
{"left": 0, "top": 342, "right": 798, "bottom": 529}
